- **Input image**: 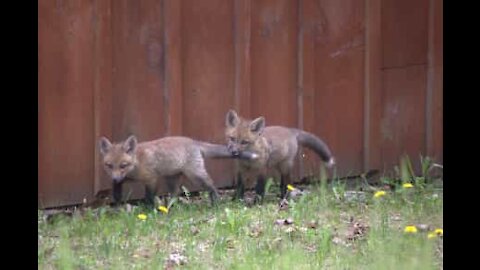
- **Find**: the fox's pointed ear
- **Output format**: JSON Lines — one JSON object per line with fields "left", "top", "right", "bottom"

{"left": 226, "top": 109, "right": 240, "bottom": 128}
{"left": 99, "top": 137, "right": 112, "bottom": 155}
{"left": 123, "top": 135, "right": 138, "bottom": 155}
{"left": 249, "top": 116, "right": 265, "bottom": 135}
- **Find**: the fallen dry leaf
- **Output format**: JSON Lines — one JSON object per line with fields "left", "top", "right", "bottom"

{"left": 305, "top": 244, "right": 317, "bottom": 253}
{"left": 278, "top": 199, "right": 289, "bottom": 211}
{"left": 226, "top": 238, "right": 236, "bottom": 250}
{"left": 344, "top": 191, "right": 366, "bottom": 203}
{"left": 164, "top": 251, "right": 188, "bottom": 268}
{"left": 332, "top": 236, "right": 346, "bottom": 245}
{"left": 346, "top": 220, "right": 369, "bottom": 241}
{"left": 416, "top": 224, "right": 432, "bottom": 232}
{"left": 274, "top": 219, "right": 285, "bottom": 225}
{"left": 178, "top": 197, "right": 190, "bottom": 204}
{"left": 288, "top": 188, "right": 305, "bottom": 199}
{"left": 284, "top": 226, "right": 297, "bottom": 233}
{"left": 132, "top": 247, "right": 152, "bottom": 259}
{"left": 307, "top": 220, "right": 318, "bottom": 229}
{"left": 390, "top": 213, "right": 402, "bottom": 221}
{"left": 190, "top": 226, "right": 200, "bottom": 235}
{"left": 274, "top": 218, "right": 294, "bottom": 226}
{"left": 196, "top": 242, "right": 210, "bottom": 253}
{"left": 248, "top": 222, "right": 263, "bottom": 238}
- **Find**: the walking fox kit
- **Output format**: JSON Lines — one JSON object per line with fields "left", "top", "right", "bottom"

{"left": 225, "top": 110, "right": 335, "bottom": 201}
{"left": 99, "top": 135, "right": 257, "bottom": 207}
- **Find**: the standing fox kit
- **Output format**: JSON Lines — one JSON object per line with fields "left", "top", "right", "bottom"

{"left": 99, "top": 135, "right": 257, "bottom": 207}
{"left": 225, "top": 110, "right": 335, "bottom": 201}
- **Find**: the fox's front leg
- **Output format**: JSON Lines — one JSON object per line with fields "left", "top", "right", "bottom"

{"left": 233, "top": 172, "right": 245, "bottom": 201}
{"left": 254, "top": 174, "right": 266, "bottom": 204}
{"left": 112, "top": 181, "right": 123, "bottom": 206}
{"left": 144, "top": 184, "right": 156, "bottom": 209}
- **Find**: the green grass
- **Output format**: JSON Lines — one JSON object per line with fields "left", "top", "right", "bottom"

{"left": 38, "top": 177, "right": 443, "bottom": 269}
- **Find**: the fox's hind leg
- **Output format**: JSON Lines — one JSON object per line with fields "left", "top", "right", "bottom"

{"left": 145, "top": 181, "right": 158, "bottom": 208}
{"left": 279, "top": 161, "right": 295, "bottom": 199}
{"left": 164, "top": 174, "right": 181, "bottom": 208}
{"left": 280, "top": 173, "right": 292, "bottom": 199}
{"left": 184, "top": 170, "right": 220, "bottom": 206}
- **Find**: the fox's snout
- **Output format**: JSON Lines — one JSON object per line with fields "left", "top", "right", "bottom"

{"left": 112, "top": 175, "right": 124, "bottom": 183}
{"left": 227, "top": 143, "right": 241, "bottom": 156}
{"left": 110, "top": 171, "right": 125, "bottom": 183}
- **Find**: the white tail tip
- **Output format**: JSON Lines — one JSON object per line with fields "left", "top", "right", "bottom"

{"left": 326, "top": 158, "right": 336, "bottom": 168}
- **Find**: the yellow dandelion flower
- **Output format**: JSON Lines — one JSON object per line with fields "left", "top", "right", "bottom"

{"left": 434, "top": 228, "right": 443, "bottom": 236}
{"left": 404, "top": 225, "right": 418, "bottom": 233}
{"left": 427, "top": 233, "right": 437, "bottom": 239}
{"left": 158, "top": 206, "right": 169, "bottom": 214}
{"left": 374, "top": 191, "right": 386, "bottom": 198}
{"left": 287, "top": 184, "right": 295, "bottom": 191}
{"left": 402, "top": 183, "right": 414, "bottom": 188}
{"left": 137, "top": 214, "right": 147, "bottom": 220}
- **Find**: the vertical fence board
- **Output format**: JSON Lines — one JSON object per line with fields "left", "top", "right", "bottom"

{"left": 364, "top": 0, "right": 382, "bottom": 172}
{"left": 313, "top": 0, "right": 365, "bottom": 176}
{"left": 93, "top": 0, "right": 113, "bottom": 196}
{"left": 181, "top": 0, "right": 236, "bottom": 188}
{"left": 111, "top": 0, "right": 166, "bottom": 199}
{"left": 381, "top": 0, "right": 429, "bottom": 173}
{"left": 250, "top": 0, "right": 298, "bottom": 126}
{"left": 39, "top": 0, "right": 95, "bottom": 207}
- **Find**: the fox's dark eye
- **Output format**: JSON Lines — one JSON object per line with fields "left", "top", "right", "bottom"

{"left": 240, "top": 140, "right": 250, "bottom": 145}
{"left": 105, "top": 163, "right": 113, "bottom": 169}
{"left": 119, "top": 163, "right": 129, "bottom": 169}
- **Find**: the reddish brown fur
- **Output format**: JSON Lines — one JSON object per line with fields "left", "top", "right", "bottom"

{"left": 225, "top": 110, "right": 334, "bottom": 200}
{"left": 100, "top": 136, "right": 221, "bottom": 205}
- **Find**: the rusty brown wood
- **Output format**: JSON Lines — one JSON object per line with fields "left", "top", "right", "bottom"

{"left": 298, "top": 0, "right": 318, "bottom": 177}
{"left": 380, "top": 0, "right": 429, "bottom": 173}
{"left": 163, "top": 0, "right": 183, "bottom": 136}
{"left": 382, "top": 0, "right": 429, "bottom": 68}
{"left": 250, "top": 0, "right": 298, "bottom": 126}
{"left": 313, "top": 0, "right": 365, "bottom": 175}
{"left": 296, "top": 0, "right": 304, "bottom": 177}
{"left": 39, "top": 0, "right": 96, "bottom": 207}
{"left": 426, "top": 0, "right": 443, "bottom": 163}
{"left": 234, "top": 0, "right": 252, "bottom": 117}
{"left": 431, "top": 0, "right": 443, "bottom": 164}
{"left": 93, "top": 0, "right": 113, "bottom": 196}
{"left": 364, "top": 0, "right": 382, "bottom": 172}
{"left": 181, "top": 0, "right": 236, "bottom": 188}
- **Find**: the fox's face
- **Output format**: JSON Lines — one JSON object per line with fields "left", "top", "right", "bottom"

{"left": 225, "top": 110, "right": 265, "bottom": 156}
{"left": 99, "top": 135, "right": 137, "bottom": 183}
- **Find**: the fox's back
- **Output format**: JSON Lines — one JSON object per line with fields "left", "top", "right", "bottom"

{"left": 136, "top": 136, "right": 202, "bottom": 176}
{"left": 263, "top": 126, "right": 298, "bottom": 165}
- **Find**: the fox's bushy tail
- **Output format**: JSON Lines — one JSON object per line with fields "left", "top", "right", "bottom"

{"left": 196, "top": 141, "right": 257, "bottom": 160}
{"left": 294, "top": 129, "right": 335, "bottom": 167}
{"left": 196, "top": 141, "right": 232, "bottom": 159}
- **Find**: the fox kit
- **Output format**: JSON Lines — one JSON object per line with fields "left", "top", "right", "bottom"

{"left": 99, "top": 135, "right": 257, "bottom": 207}
{"left": 225, "top": 110, "right": 335, "bottom": 202}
